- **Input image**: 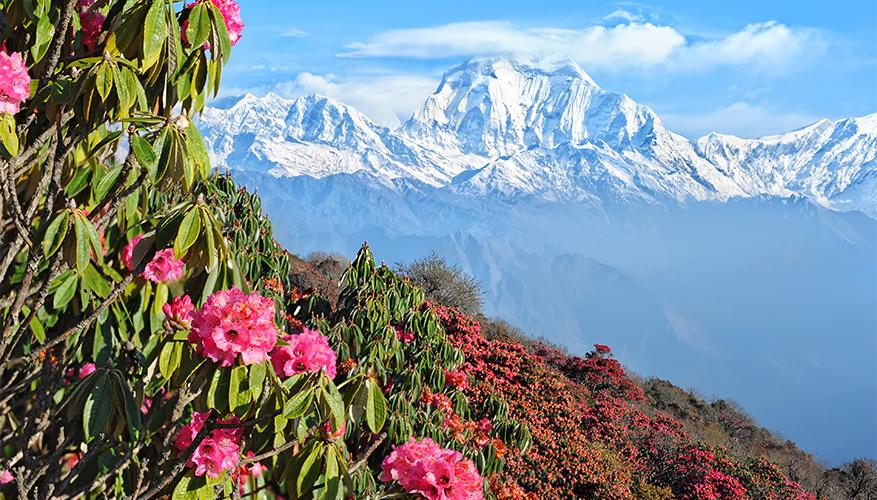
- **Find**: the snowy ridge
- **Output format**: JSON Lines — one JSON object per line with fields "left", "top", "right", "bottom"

{"left": 197, "top": 57, "right": 877, "bottom": 218}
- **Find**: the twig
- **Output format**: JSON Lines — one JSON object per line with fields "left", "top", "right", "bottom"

{"left": 348, "top": 431, "right": 388, "bottom": 474}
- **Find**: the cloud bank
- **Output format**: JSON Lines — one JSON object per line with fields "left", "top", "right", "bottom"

{"left": 339, "top": 20, "right": 827, "bottom": 74}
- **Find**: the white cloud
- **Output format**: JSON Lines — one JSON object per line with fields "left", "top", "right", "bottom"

{"left": 274, "top": 73, "right": 440, "bottom": 128}
{"left": 274, "top": 27, "right": 308, "bottom": 37}
{"left": 604, "top": 9, "right": 644, "bottom": 22}
{"left": 675, "top": 21, "right": 827, "bottom": 73}
{"left": 660, "top": 101, "right": 820, "bottom": 139}
{"left": 340, "top": 21, "right": 684, "bottom": 69}
{"left": 339, "top": 20, "right": 827, "bottom": 74}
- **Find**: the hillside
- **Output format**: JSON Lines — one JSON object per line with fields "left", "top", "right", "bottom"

{"left": 284, "top": 243, "right": 876, "bottom": 500}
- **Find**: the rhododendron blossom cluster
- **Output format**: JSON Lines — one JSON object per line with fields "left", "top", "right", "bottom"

{"left": 444, "top": 368, "right": 468, "bottom": 390}
{"left": 75, "top": 0, "right": 105, "bottom": 51}
{"left": 269, "top": 327, "right": 337, "bottom": 379}
{"left": 0, "top": 48, "right": 31, "bottom": 115}
{"left": 189, "top": 287, "right": 278, "bottom": 366}
{"left": 174, "top": 412, "right": 242, "bottom": 478}
{"left": 163, "top": 294, "right": 195, "bottom": 330}
{"left": 380, "top": 437, "right": 485, "bottom": 500}
{"left": 142, "top": 248, "right": 185, "bottom": 283}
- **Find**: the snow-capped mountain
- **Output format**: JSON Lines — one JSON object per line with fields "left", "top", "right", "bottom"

{"left": 199, "top": 58, "right": 876, "bottom": 216}
{"left": 197, "top": 57, "right": 877, "bottom": 463}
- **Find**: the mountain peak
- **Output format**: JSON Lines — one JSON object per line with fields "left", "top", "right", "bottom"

{"left": 401, "top": 56, "right": 653, "bottom": 157}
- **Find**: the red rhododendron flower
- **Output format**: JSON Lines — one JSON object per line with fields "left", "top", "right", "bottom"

{"left": 0, "top": 47, "right": 31, "bottom": 115}
{"left": 77, "top": 9, "right": 105, "bottom": 51}
{"left": 189, "top": 286, "right": 279, "bottom": 366}
{"left": 444, "top": 368, "right": 468, "bottom": 391}
{"left": 174, "top": 412, "right": 243, "bottom": 479}
{"left": 121, "top": 234, "right": 143, "bottom": 271}
{"left": 395, "top": 324, "right": 414, "bottom": 343}
{"left": 269, "top": 327, "right": 337, "bottom": 379}
{"left": 142, "top": 248, "right": 185, "bottom": 283}
{"left": 380, "top": 437, "right": 484, "bottom": 500}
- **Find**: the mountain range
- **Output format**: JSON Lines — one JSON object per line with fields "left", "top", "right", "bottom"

{"left": 196, "top": 57, "right": 877, "bottom": 464}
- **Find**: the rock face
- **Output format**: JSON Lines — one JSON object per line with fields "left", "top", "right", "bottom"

{"left": 197, "top": 57, "right": 877, "bottom": 464}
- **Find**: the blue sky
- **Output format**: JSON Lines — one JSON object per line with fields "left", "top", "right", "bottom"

{"left": 218, "top": 1, "right": 876, "bottom": 139}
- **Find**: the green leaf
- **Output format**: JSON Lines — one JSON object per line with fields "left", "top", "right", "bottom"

{"left": 154, "top": 127, "right": 174, "bottom": 184}
{"left": 130, "top": 133, "right": 157, "bottom": 171}
{"left": 323, "top": 445, "right": 342, "bottom": 500}
{"left": 159, "top": 340, "right": 183, "bottom": 381}
{"left": 42, "top": 211, "right": 69, "bottom": 258}
{"left": 249, "top": 362, "right": 266, "bottom": 403}
{"left": 88, "top": 131, "right": 125, "bottom": 161}
{"left": 74, "top": 212, "right": 104, "bottom": 266}
{"left": 321, "top": 384, "right": 345, "bottom": 430}
{"left": 173, "top": 208, "right": 201, "bottom": 260}
{"left": 65, "top": 168, "right": 92, "bottom": 197}
{"left": 95, "top": 63, "right": 113, "bottom": 101}
{"left": 112, "top": 63, "right": 133, "bottom": 114}
{"left": 172, "top": 471, "right": 210, "bottom": 500}
{"left": 141, "top": 0, "right": 167, "bottom": 70}
{"left": 31, "top": 315, "right": 46, "bottom": 344}
{"left": 229, "top": 362, "right": 248, "bottom": 412}
{"left": 366, "top": 378, "right": 387, "bottom": 433}
{"left": 83, "top": 263, "right": 111, "bottom": 298}
{"left": 292, "top": 442, "right": 324, "bottom": 496}
{"left": 94, "top": 164, "right": 123, "bottom": 203}
{"left": 83, "top": 372, "right": 114, "bottom": 442}
{"left": 111, "top": 371, "right": 142, "bottom": 440}
{"left": 71, "top": 215, "right": 91, "bottom": 273}
{"left": 153, "top": 281, "right": 169, "bottom": 317}
{"left": 207, "top": 366, "right": 230, "bottom": 413}
{"left": 0, "top": 113, "right": 19, "bottom": 158}
{"left": 184, "top": 121, "right": 211, "bottom": 180}
{"left": 282, "top": 388, "right": 313, "bottom": 420}
{"left": 53, "top": 272, "right": 79, "bottom": 309}
{"left": 186, "top": 2, "right": 210, "bottom": 48}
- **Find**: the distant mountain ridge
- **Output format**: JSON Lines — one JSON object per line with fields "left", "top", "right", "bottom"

{"left": 199, "top": 58, "right": 877, "bottom": 217}
{"left": 196, "top": 57, "right": 877, "bottom": 464}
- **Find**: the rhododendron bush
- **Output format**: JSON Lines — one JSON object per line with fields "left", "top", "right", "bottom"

{"left": 0, "top": 0, "right": 520, "bottom": 497}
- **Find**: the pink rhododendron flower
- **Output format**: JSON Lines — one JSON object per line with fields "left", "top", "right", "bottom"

{"left": 121, "top": 234, "right": 143, "bottom": 271}
{"left": 79, "top": 363, "right": 96, "bottom": 378}
{"left": 142, "top": 248, "right": 185, "bottom": 283}
{"left": 476, "top": 418, "right": 492, "bottom": 433}
{"left": 163, "top": 294, "right": 195, "bottom": 330}
{"left": 0, "top": 469, "right": 13, "bottom": 484}
{"left": 189, "top": 286, "right": 278, "bottom": 366}
{"left": 380, "top": 437, "right": 485, "bottom": 500}
{"left": 174, "top": 412, "right": 243, "bottom": 479}
{"left": 444, "top": 368, "right": 468, "bottom": 391}
{"left": 0, "top": 48, "right": 31, "bottom": 115}
{"left": 269, "top": 327, "right": 337, "bottom": 379}
{"left": 183, "top": 0, "right": 243, "bottom": 48}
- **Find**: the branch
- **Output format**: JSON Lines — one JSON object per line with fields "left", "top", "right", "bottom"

{"left": 348, "top": 431, "right": 388, "bottom": 474}
{"left": 2, "top": 254, "right": 146, "bottom": 369}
